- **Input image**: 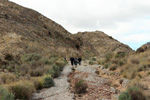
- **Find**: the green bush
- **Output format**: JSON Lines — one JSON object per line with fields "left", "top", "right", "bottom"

{"left": 92, "top": 57, "right": 96, "bottom": 61}
{"left": 115, "top": 52, "right": 126, "bottom": 58}
{"left": 119, "top": 61, "right": 125, "bottom": 66}
{"left": 74, "top": 79, "right": 88, "bottom": 94}
{"left": 105, "top": 53, "right": 113, "bottom": 61}
{"left": 127, "top": 86, "right": 146, "bottom": 100}
{"left": 119, "top": 86, "right": 147, "bottom": 100}
{"left": 104, "top": 64, "right": 109, "bottom": 69}
{"left": 44, "top": 75, "right": 54, "bottom": 88}
{"left": 7, "top": 81, "right": 35, "bottom": 100}
{"left": 0, "top": 85, "right": 14, "bottom": 100}
{"left": 119, "top": 92, "right": 132, "bottom": 100}
{"left": 89, "top": 61, "right": 94, "bottom": 65}
{"left": 49, "top": 54, "right": 58, "bottom": 58}
{"left": 44, "top": 59, "right": 53, "bottom": 65}
{"left": 48, "top": 65, "right": 61, "bottom": 78}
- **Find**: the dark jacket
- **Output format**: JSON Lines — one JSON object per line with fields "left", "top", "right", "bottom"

{"left": 78, "top": 57, "right": 82, "bottom": 62}
{"left": 74, "top": 58, "right": 78, "bottom": 65}
{"left": 70, "top": 57, "right": 74, "bottom": 62}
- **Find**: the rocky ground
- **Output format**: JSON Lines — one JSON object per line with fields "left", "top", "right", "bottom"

{"left": 30, "top": 61, "right": 120, "bottom": 100}
{"left": 69, "top": 61, "right": 119, "bottom": 100}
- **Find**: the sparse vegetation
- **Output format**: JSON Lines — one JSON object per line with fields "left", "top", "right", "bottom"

{"left": 44, "top": 75, "right": 54, "bottom": 88}
{"left": 0, "top": 85, "right": 14, "bottom": 100}
{"left": 109, "top": 64, "right": 117, "bottom": 71}
{"left": 92, "top": 57, "right": 96, "bottom": 61}
{"left": 104, "top": 64, "right": 109, "bottom": 69}
{"left": 7, "top": 80, "right": 35, "bottom": 100}
{"left": 89, "top": 61, "right": 94, "bottom": 65}
{"left": 0, "top": 53, "right": 66, "bottom": 100}
{"left": 31, "top": 77, "right": 44, "bottom": 90}
{"left": 0, "top": 73, "right": 16, "bottom": 84}
{"left": 119, "top": 91, "right": 132, "bottom": 100}
{"left": 74, "top": 79, "right": 88, "bottom": 94}
{"left": 127, "top": 86, "right": 146, "bottom": 100}
{"left": 55, "top": 60, "right": 66, "bottom": 71}
{"left": 21, "top": 53, "right": 42, "bottom": 63}
{"left": 48, "top": 65, "right": 61, "bottom": 78}
{"left": 119, "top": 83, "right": 148, "bottom": 100}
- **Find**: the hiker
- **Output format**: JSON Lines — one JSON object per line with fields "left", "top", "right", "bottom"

{"left": 64, "top": 57, "right": 67, "bottom": 62}
{"left": 70, "top": 57, "right": 74, "bottom": 66}
{"left": 78, "top": 57, "right": 82, "bottom": 65}
{"left": 74, "top": 57, "right": 78, "bottom": 67}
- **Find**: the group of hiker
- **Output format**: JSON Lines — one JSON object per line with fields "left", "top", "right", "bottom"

{"left": 70, "top": 57, "right": 82, "bottom": 67}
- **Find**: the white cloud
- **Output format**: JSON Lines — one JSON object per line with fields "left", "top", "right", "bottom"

{"left": 9, "top": 0, "right": 150, "bottom": 50}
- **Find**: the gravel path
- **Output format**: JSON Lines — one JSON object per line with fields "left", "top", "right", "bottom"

{"left": 69, "top": 62, "right": 112, "bottom": 100}
{"left": 31, "top": 65, "right": 74, "bottom": 100}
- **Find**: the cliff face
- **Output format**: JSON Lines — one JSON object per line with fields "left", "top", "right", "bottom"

{"left": 0, "top": 0, "right": 133, "bottom": 58}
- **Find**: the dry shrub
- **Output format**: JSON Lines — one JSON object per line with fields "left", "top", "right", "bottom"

{"left": 92, "top": 57, "right": 96, "bottom": 61}
{"left": 55, "top": 60, "right": 66, "bottom": 71}
{"left": 111, "top": 58, "right": 119, "bottom": 64}
{"left": 29, "top": 61, "right": 45, "bottom": 77}
{"left": 115, "top": 52, "right": 126, "bottom": 58}
{"left": 119, "top": 86, "right": 147, "bottom": 100}
{"left": 21, "top": 53, "right": 42, "bottom": 62}
{"left": 0, "top": 73, "right": 16, "bottom": 84}
{"left": 7, "top": 80, "right": 35, "bottom": 99}
{"left": 127, "top": 86, "right": 146, "bottom": 100}
{"left": 128, "top": 81, "right": 149, "bottom": 90}
{"left": 122, "top": 69, "right": 137, "bottom": 79}
{"left": 109, "top": 64, "right": 117, "bottom": 71}
{"left": 31, "top": 77, "right": 44, "bottom": 90}
{"left": 130, "top": 58, "right": 140, "bottom": 64}
{"left": 19, "top": 64, "right": 30, "bottom": 76}
{"left": 89, "top": 60, "right": 94, "bottom": 65}
{"left": 74, "top": 79, "right": 88, "bottom": 94}
{"left": 97, "top": 60, "right": 101, "bottom": 65}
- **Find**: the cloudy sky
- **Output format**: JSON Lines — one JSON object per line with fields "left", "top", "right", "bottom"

{"left": 9, "top": 0, "right": 150, "bottom": 50}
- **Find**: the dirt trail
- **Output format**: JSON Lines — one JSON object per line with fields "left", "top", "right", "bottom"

{"left": 69, "top": 61, "right": 118, "bottom": 100}
{"left": 31, "top": 65, "right": 74, "bottom": 100}
{"left": 31, "top": 61, "right": 118, "bottom": 100}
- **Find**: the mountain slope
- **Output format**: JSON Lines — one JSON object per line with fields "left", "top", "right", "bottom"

{"left": 0, "top": 0, "right": 133, "bottom": 58}
{"left": 0, "top": 0, "right": 82, "bottom": 57}
{"left": 74, "top": 31, "right": 133, "bottom": 57}
{"left": 136, "top": 42, "right": 150, "bottom": 53}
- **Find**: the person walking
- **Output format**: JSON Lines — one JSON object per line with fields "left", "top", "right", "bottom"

{"left": 78, "top": 57, "right": 82, "bottom": 65}
{"left": 74, "top": 57, "right": 78, "bottom": 68}
{"left": 70, "top": 57, "right": 74, "bottom": 66}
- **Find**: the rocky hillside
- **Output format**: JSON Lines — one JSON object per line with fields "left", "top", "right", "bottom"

{"left": 74, "top": 31, "right": 133, "bottom": 57}
{"left": 136, "top": 42, "right": 150, "bottom": 53}
{"left": 0, "top": 0, "right": 133, "bottom": 58}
